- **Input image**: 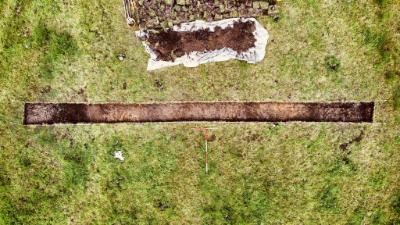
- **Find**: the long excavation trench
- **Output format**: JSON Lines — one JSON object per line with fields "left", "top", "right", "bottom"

{"left": 24, "top": 102, "right": 374, "bottom": 125}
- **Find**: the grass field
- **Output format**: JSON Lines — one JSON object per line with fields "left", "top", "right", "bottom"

{"left": 1, "top": 0, "right": 400, "bottom": 224}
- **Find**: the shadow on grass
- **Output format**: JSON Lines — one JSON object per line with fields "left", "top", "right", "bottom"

{"left": 32, "top": 22, "right": 78, "bottom": 80}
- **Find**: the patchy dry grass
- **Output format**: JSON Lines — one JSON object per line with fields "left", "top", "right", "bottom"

{"left": 0, "top": 0, "right": 400, "bottom": 224}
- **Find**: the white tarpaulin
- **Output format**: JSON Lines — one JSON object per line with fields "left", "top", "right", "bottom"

{"left": 136, "top": 18, "right": 269, "bottom": 71}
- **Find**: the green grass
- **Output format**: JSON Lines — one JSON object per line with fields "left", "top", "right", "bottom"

{"left": 1, "top": 0, "right": 400, "bottom": 224}
{"left": 32, "top": 21, "right": 78, "bottom": 80}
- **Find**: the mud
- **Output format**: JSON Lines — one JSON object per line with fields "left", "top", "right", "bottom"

{"left": 145, "top": 21, "right": 256, "bottom": 61}
{"left": 24, "top": 102, "right": 374, "bottom": 125}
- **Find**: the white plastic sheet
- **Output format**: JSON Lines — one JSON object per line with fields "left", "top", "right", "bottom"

{"left": 136, "top": 18, "right": 269, "bottom": 71}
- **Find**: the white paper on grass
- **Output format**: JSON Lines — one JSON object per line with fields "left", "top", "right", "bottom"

{"left": 113, "top": 151, "right": 125, "bottom": 161}
{"left": 136, "top": 18, "right": 269, "bottom": 71}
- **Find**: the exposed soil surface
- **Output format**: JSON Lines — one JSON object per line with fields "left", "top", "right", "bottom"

{"left": 146, "top": 21, "right": 256, "bottom": 61}
{"left": 24, "top": 102, "right": 374, "bottom": 125}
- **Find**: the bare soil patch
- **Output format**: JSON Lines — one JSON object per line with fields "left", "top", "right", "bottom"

{"left": 145, "top": 20, "right": 256, "bottom": 61}
{"left": 24, "top": 102, "right": 374, "bottom": 125}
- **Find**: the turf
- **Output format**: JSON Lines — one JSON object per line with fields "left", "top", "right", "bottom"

{"left": 0, "top": 0, "right": 400, "bottom": 224}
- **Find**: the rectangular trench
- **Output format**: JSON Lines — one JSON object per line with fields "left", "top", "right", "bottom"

{"left": 23, "top": 102, "right": 374, "bottom": 125}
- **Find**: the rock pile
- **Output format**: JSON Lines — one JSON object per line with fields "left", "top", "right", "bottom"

{"left": 129, "top": 0, "right": 278, "bottom": 29}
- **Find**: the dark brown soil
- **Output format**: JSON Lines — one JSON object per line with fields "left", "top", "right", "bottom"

{"left": 145, "top": 21, "right": 256, "bottom": 61}
{"left": 24, "top": 102, "right": 374, "bottom": 125}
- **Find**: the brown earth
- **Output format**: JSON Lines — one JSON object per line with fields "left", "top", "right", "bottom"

{"left": 24, "top": 102, "right": 374, "bottom": 125}
{"left": 145, "top": 20, "right": 256, "bottom": 61}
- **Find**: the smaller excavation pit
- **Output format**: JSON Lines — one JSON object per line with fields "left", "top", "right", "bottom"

{"left": 145, "top": 20, "right": 256, "bottom": 61}
{"left": 24, "top": 102, "right": 374, "bottom": 125}
{"left": 137, "top": 18, "right": 269, "bottom": 70}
